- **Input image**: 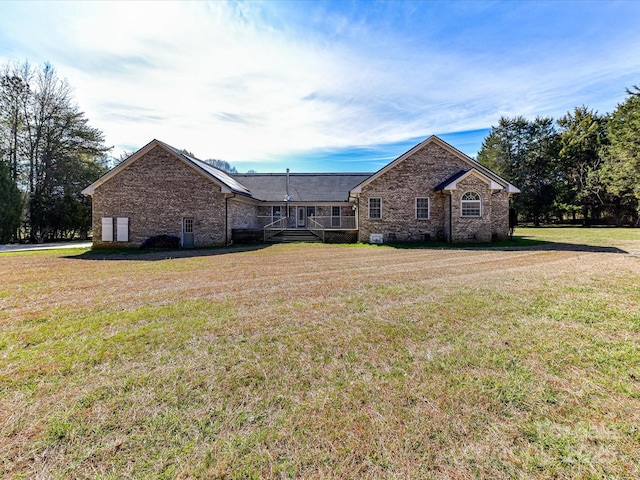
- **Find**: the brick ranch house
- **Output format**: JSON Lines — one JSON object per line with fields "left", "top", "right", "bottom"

{"left": 81, "top": 136, "right": 519, "bottom": 247}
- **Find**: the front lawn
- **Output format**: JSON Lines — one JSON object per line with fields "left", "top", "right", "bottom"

{"left": 1, "top": 228, "right": 639, "bottom": 478}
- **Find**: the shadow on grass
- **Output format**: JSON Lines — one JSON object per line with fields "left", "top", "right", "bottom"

{"left": 64, "top": 243, "right": 271, "bottom": 261}
{"left": 387, "top": 236, "right": 629, "bottom": 254}
{"left": 64, "top": 236, "right": 629, "bottom": 261}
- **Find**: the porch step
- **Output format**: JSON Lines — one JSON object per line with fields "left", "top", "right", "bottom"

{"left": 268, "top": 229, "right": 321, "bottom": 243}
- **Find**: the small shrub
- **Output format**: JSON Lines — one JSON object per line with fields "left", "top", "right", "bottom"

{"left": 139, "top": 235, "right": 181, "bottom": 249}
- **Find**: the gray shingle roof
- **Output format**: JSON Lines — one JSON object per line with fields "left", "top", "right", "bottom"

{"left": 232, "top": 173, "right": 373, "bottom": 202}
{"left": 433, "top": 169, "right": 469, "bottom": 191}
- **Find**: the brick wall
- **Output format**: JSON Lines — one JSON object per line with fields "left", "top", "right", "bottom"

{"left": 490, "top": 191, "right": 510, "bottom": 240}
{"left": 357, "top": 142, "right": 510, "bottom": 243}
{"left": 228, "top": 199, "right": 259, "bottom": 229}
{"left": 91, "top": 146, "right": 227, "bottom": 248}
{"left": 449, "top": 175, "right": 492, "bottom": 242}
{"left": 90, "top": 141, "right": 511, "bottom": 248}
{"left": 358, "top": 142, "right": 467, "bottom": 243}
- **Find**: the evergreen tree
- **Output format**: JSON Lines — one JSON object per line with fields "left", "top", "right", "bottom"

{"left": 0, "top": 160, "right": 22, "bottom": 243}
{"left": 478, "top": 116, "right": 559, "bottom": 225}
{"left": 602, "top": 86, "right": 640, "bottom": 225}
{"left": 556, "top": 107, "right": 608, "bottom": 223}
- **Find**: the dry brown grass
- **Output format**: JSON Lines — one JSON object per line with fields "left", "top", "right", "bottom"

{"left": 1, "top": 228, "right": 639, "bottom": 479}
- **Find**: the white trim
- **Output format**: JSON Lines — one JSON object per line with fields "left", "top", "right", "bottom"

{"left": 461, "top": 191, "right": 482, "bottom": 217}
{"left": 439, "top": 169, "right": 504, "bottom": 192}
{"left": 331, "top": 206, "right": 341, "bottom": 227}
{"left": 368, "top": 197, "right": 382, "bottom": 219}
{"left": 415, "top": 197, "right": 430, "bottom": 220}
{"left": 296, "top": 206, "right": 315, "bottom": 227}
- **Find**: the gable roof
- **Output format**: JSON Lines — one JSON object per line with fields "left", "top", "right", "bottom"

{"left": 157, "top": 140, "right": 251, "bottom": 195}
{"left": 433, "top": 169, "right": 506, "bottom": 192}
{"left": 83, "top": 135, "right": 519, "bottom": 201}
{"left": 232, "top": 173, "right": 372, "bottom": 202}
{"left": 350, "top": 135, "right": 520, "bottom": 194}
{"left": 81, "top": 139, "right": 251, "bottom": 196}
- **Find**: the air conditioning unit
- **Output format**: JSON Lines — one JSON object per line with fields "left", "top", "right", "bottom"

{"left": 369, "top": 233, "right": 383, "bottom": 244}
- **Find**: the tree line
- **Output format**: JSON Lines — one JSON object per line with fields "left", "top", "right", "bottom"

{"left": 478, "top": 87, "right": 640, "bottom": 226}
{"left": 0, "top": 61, "right": 110, "bottom": 243}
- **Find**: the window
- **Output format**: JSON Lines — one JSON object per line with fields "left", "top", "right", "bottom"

{"left": 416, "top": 198, "right": 430, "bottom": 219}
{"left": 272, "top": 206, "right": 282, "bottom": 218}
{"left": 183, "top": 217, "right": 194, "bottom": 233}
{"left": 101, "top": 217, "right": 113, "bottom": 241}
{"left": 461, "top": 192, "right": 482, "bottom": 217}
{"left": 331, "top": 206, "right": 341, "bottom": 227}
{"left": 369, "top": 198, "right": 381, "bottom": 219}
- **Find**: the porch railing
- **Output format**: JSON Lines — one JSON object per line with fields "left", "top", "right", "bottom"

{"left": 263, "top": 217, "right": 287, "bottom": 242}
{"left": 307, "top": 216, "right": 325, "bottom": 242}
{"left": 305, "top": 216, "right": 357, "bottom": 230}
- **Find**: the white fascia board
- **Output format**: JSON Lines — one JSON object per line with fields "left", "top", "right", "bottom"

{"left": 466, "top": 169, "right": 498, "bottom": 186}
{"left": 489, "top": 180, "right": 504, "bottom": 191}
{"left": 81, "top": 186, "right": 95, "bottom": 195}
{"left": 445, "top": 169, "right": 504, "bottom": 191}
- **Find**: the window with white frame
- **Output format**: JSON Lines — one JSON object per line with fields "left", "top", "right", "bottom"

{"left": 368, "top": 198, "right": 381, "bottom": 219}
{"left": 416, "top": 198, "right": 430, "bottom": 219}
{"left": 461, "top": 191, "right": 482, "bottom": 217}
{"left": 331, "top": 206, "right": 341, "bottom": 227}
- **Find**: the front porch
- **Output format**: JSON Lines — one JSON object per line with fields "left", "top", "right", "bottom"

{"left": 263, "top": 215, "right": 358, "bottom": 243}
{"left": 231, "top": 214, "right": 358, "bottom": 245}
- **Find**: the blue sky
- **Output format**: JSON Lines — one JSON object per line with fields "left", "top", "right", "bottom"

{"left": 1, "top": 0, "right": 639, "bottom": 173}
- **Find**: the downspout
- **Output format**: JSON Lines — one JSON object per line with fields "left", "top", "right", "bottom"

{"left": 449, "top": 194, "right": 453, "bottom": 243}
{"left": 286, "top": 168, "right": 290, "bottom": 198}
{"left": 285, "top": 168, "right": 290, "bottom": 218}
{"left": 225, "top": 194, "right": 235, "bottom": 246}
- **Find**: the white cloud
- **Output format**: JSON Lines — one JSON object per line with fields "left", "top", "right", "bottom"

{"left": 1, "top": 0, "right": 640, "bottom": 167}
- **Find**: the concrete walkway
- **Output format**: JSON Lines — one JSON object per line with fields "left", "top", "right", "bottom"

{"left": 0, "top": 242, "right": 92, "bottom": 252}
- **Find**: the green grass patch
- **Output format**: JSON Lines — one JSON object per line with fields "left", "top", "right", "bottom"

{"left": 1, "top": 228, "right": 639, "bottom": 478}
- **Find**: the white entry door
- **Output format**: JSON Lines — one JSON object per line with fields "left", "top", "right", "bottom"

{"left": 297, "top": 207, "right": 315, "bottom": 227}
{"left": 297, "top": 207, "right": 306, "bottom": 228}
